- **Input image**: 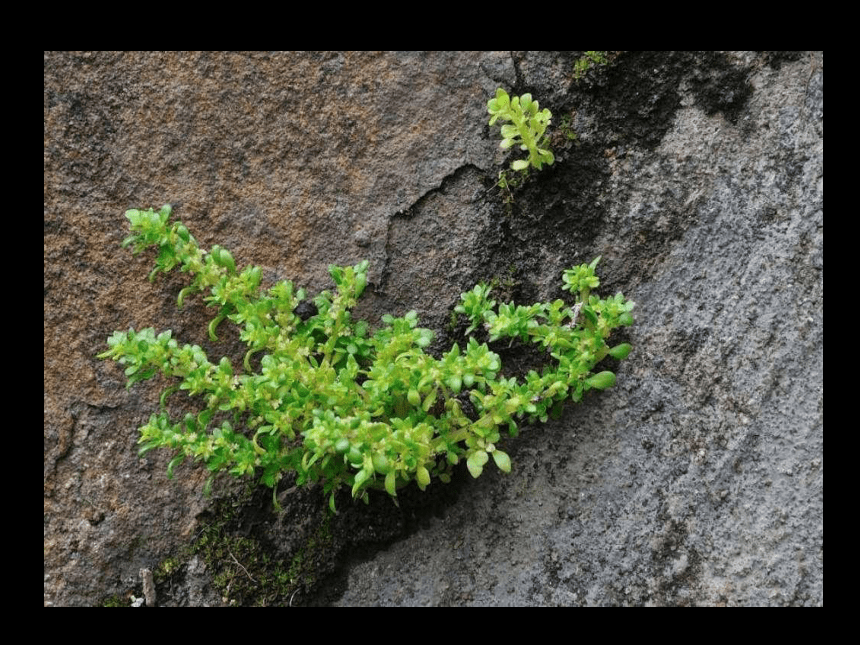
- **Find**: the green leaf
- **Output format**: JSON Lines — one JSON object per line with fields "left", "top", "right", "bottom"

{"left": 347, "top": 446, "right": 363, "bottom": 466}
{"left": 216, "top": 248, "right": 236, "bottom": 274}
{"left": 466, "top": 450, "right": 489, "bottom": 478}
{"left": 422, "top": 388, "right": 438, "bottom": 412}
{"left": 492, "top": 449, "right": 511, "bottom": 473}
{"left": 446, "top": 375, "right": 462, "bottom": 393}
{"left": 407, "top": 388, "right": 421, "bottom": 407}
{"left": 511, "top": 159, "right": 530, "bottom": 171}
{"left": 372, "top": 452, "right": 392, "bottom": 475}
{"left": 354, "top": 273, "right": 367, "bottom": 298}
{"left": 492, "top": 88, "right": 509, "bottom": 109}
{"left": 166, "top": 454, "right": 185, "bottom": 479}
{"left": 416, "top": 466, "right": 431, "bottom": 490}
{"left": 520, "top": 94, "right": 533, "bottom": 111}
{"left": 586, "top": 371, "right": 616, "bottom": 390}
{"left": 608, "top": 343, "right": 632, "bottom": 360}
{"left": 581, "top": 305, "right": 598, "bottom": 326}
{"left": 352, "top": 467, "right": 372, "bottom": 498}
{"left": 385, "top": 470, "right": 397, "bottom": 497}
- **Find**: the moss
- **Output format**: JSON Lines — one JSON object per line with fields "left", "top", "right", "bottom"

{"left": 186, "top": 493, "right": 335, "bottom": 606}
{"left": 98, "top": 478, "right": 336, "bottom": 606}
{"left": 101, "top": 593, "right": 133, "bottom": 607}
{"left": 573, "top": 51, "right": 610, "bottom": 80}
{"left": 558, "top": 114, "right": 578, "bottom": 142}
{"left": 153, "top": 556, "right": 181, "bottom": 584}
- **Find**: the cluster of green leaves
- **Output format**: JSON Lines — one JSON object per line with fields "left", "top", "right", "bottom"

{"left": 487, "top": 88, "right": 554, "bottom": 174}
{"left": 573, "top": 51, "right": 609, "bottom": 80}
{"left": 99, "top": 206, "right": 633, "bottom": 512}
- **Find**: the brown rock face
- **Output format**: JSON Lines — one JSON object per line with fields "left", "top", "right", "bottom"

{"left": 45, "top": 52, "right": 822, "bottom": 606}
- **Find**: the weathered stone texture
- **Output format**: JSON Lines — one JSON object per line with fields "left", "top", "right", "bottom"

{"left": 44, "top": 51, "right": 822, "bottom": 606}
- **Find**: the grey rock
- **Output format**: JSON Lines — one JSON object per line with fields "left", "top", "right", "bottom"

{"left": 44, "top": 51, "right": 822, "bottom": 606}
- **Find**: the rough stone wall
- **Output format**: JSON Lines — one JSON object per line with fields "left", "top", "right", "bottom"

{"left": 44, "top": 51, "right": 822, "bottom": 606}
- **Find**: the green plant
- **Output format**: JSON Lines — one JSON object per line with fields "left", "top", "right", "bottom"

{"left": 558, "top": 114, "right": 578, "bottom": 142}
{"left": 99, "top": 205, "right": 634, "bottom": 511}
{"left": 573, "top": 51, "right": 609, "bottom": 80}
{"left": 487, "top": 88, "right": 554, "bottom": 174}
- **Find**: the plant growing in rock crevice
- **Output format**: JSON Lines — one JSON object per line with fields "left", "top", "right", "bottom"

{"left": 488, "top": 88, "right": 555, "bottom": 175}
{"left": 99, "top": 205, "right": 634, "bottom": 512}
{"left": 573, "top": 51, "right": 610, "bottom": 80}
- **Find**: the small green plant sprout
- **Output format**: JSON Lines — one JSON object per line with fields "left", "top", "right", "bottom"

{"left": 99, "top": 206, "right": 634, "bottom": 512}
{"left": 573, "top": 51, "right": 609, "bottom": 80}
{"left": 453, "top": 282, "right": 496, "bottom": 335}
{"left": 558, "top": 114, "right": 578, "bottom": 142}
{"left": 487, "top": 88, "right": 554, "bottom": 174}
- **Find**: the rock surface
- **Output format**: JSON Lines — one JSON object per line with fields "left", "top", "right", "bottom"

{"left": 44, "top": 51, "right": 822, "bottom": 606}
